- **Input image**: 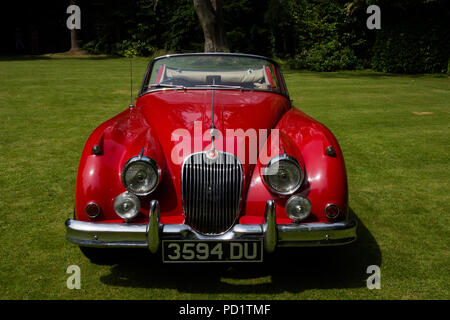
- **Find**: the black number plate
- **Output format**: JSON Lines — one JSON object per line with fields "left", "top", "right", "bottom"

{"left": 162, "top": 240, "right": 263, "bottom": 263}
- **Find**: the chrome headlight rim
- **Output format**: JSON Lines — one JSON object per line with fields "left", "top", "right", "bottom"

{"left": 121, "top": 156, "right": 161, "bottom": 196}
{"left": 262, "top": 154, "right": 304, "bottom": 196}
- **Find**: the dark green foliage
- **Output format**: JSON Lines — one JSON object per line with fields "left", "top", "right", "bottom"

{"left": 79, "top": 0, "right": 203, "bottom": 55}
{"left": 371, "top": 26, "right": 449, "bottom": 74}
{"left": 158, "top": 0, "right": 203, "bottom": 52}
{"left": 287, "top": 0, "right": 365, "bottom": 71}
{"left": 370, "top": 2, "right": 450, "bottom": 73}
{"left": 3, "top": 0, "right": 448, "bottom": 73}
{"left": 224, "top": 0, "right": 272, "bottom": 56}
{"left": 289, "top": 40, "right": 359, "bottom": 71}
{"left": 287, "top": 0, "right": 449, "bottom": 73}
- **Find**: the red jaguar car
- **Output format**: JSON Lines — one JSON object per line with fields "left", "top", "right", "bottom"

{"left": 65, "top": 53, "right": 357, "bottom": 263}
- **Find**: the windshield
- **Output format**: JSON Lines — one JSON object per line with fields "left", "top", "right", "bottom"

{"left": 141, "top": 54, "right": 288, "bottom": 96}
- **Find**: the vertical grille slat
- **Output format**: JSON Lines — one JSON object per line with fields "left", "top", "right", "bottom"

{"left": 182, "top": 151, "right": 243, "bottom": 235}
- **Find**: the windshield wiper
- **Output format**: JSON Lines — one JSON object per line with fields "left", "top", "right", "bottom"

{"left": 148, "top": 83, "right": 186, "bottom": 90}
{"left": 195, "top": 84, "right": 244, "bottom": 90}
{"left": 147, "top": 83, "right": 246, "bottom": 92}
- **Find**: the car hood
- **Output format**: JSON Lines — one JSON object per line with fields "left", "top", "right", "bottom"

{"left": 137, "top": 90, "right": 288, "bottom": 187}
{"left": 138, "top": 89, "right": 287, "bottom": 163}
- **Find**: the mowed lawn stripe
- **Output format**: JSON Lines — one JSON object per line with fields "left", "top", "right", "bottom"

{"left": 0, "top": 57, "right": 448, "bottom": 299}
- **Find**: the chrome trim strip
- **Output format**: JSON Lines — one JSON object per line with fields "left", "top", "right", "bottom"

{"left": 277, "top": 219, "right": 357, "bottom": 246}
{"left": 66, "top": 218, "right": 356, "bottom": 248}
{"left": 163, "top": 226, "right": 263, "bottom": 241}
{"left": 66, "top": 201, "right": 357, "bottom": 249}
{"left": 65, "top": 219, "right": 148, "bottom": 247}
{"left": 66, "top": 219, "right": 263, "bottom": 247}
{"left": 151, "top": 52, "right": 280, "bottom": 66}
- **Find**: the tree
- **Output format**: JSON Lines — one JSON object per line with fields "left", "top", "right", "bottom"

{"left": 69, "top": 0, "right": 80, "bottom": 51}
{"left": 193, "top": 0, "right": 229, "bottom": 52}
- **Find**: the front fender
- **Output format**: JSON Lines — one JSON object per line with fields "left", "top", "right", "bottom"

{"left": 74, "top": 107, "right": 166, "bottom": 222}
{"left": 243, "top": 108, "right": 348, "bottom": 224}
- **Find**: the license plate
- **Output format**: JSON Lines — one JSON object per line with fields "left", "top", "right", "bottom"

{"left": 162, "top": 240, "right": 263, "bottom": 263}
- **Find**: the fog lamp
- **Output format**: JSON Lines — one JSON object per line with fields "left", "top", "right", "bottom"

{"left": 286, "top": 195, "right": 311, "bottom": 222}
{"left": 114, "top": 191, "right": 141, "bottom": 221}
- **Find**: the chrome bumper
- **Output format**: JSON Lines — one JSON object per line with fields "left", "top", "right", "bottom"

{"left": 66, "top": 200, "right": 357, "bottom": 253}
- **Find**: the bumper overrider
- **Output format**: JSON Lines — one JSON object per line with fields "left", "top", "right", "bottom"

{"left": 66, "top": 200, "right": 357, "bottom": 253}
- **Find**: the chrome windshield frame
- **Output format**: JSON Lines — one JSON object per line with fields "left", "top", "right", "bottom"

{"left": 138, "top": 53, "right": 290, "bottom": 99}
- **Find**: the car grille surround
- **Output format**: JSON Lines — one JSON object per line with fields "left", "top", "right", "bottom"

{"left": 181, "top": 151, "right": 244, "bottom": 235}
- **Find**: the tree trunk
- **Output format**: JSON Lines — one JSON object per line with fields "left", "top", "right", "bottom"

{"left": 70, "top": 29, "right": 80, "bottom": 51}
{"left": 69, "top": 0, "right": 80, "bottom": 51}
{"left": 193, "top": 0, "right": 229, "bottom": 52}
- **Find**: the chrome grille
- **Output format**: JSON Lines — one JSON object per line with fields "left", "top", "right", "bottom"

{"left": 182, "top": 151, "right": 243, "bottom": 235}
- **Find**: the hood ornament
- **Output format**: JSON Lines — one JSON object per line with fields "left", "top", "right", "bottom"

{"left": 206, "top": 85, "right": 218, "bottom": 160}
{"left": 206, "top": 147, "right": 218, "bottom": 160}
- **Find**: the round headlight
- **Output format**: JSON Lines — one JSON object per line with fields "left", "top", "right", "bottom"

{"left": 286, "top": 195, "right": 311, "bottom": 222}
{"left": 122, "top": 156, "right": 160, "bottom": 196}
{"left": 114, "top": 191, "right": 141, "bottom": 221}
{"left": 262, "top": 155, "right": 303, "bottom": 195}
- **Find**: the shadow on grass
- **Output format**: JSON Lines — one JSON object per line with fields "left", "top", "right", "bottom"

{"left": 98, "top": 208, "right": 381, "bottom": 294}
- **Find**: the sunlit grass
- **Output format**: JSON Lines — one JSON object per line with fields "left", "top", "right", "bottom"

{"left": 0, "top": 56, "right": 448, "bottom": 299}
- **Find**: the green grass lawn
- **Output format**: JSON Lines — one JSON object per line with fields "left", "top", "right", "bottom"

{"left": 0, "top": 56, "right": 448, "bottom": 299}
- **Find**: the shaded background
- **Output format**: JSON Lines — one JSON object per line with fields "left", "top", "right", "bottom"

{"left": 0, "top": 0, "right": 449, "bottom": 73}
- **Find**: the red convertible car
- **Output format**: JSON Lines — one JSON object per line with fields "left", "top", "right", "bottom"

{"left": 65, "top": 53, "right": 357, "bottom": 263}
